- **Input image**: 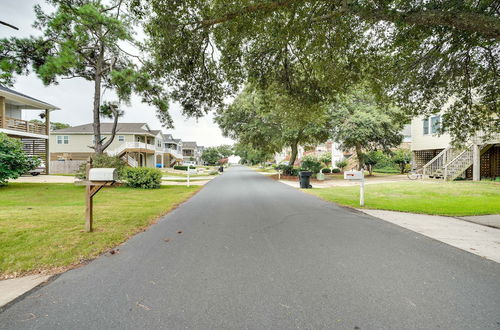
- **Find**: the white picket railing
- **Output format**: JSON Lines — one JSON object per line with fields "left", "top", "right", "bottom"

{"left": 107, "top": 142, "right": 157, "bottom": 156}
{"left": 127, "top": 155, "right": 138, "bottom": 168}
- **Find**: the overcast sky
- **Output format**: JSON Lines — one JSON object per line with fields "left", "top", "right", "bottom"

{"left": 0, "top": 0, "right": 234, "bottom": 147}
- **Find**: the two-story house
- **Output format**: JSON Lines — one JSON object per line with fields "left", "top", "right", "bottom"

{"left": 0, "top": 85, "right": 59, "bottom": 174}
{"left": 163, "top": 134, "right": 184, "bottom": 167}
{"left": 411, "top": 113, "right": 499, "bottom": 180}
{"left": 50, "top": 123, "right": 182, "bottom": 168}
{"left": 182, "top": 141, "right": 203, "bottom": 165}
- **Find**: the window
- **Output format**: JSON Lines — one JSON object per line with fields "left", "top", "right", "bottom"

{"left": 57, "top": 136, "right": 69, "bottom": 144}
{"left": 431, "top": 115, "right": 441, "bottom": 134}
{"left": 118, "top": 135, "right": 125, "bottom": 142}
{"left": 422, "top": 118, "right": 429, "bottom": 135}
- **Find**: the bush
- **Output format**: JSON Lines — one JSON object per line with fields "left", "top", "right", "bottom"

{"left": 301, "top": 155, "right": 323, "bottom": 173}
{"left": 77, "top": 154, "right": 126, "bottom": 179}
{"left": 290, "top": 168, "right": 300, "bottom": 176}
{"left": 335, "top": 160, "right": 348, "bottom": 171}
{"left": 0, "top": 133, "right": 40, "bottom": 185}
{"left": 121, "top": 167, "right": 162, "bottom": 189}
{"left": 321, "top": 168, "right": 332, "bottom": 173}
{"left": 332, "top": 168, "right": 341, "bottom": 173}
{"left": 173, "top": 165, "right": 196, "bottom": 171}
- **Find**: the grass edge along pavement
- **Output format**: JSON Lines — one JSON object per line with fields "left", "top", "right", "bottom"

{"left": 0, "top": 183, "right": 202, "bottom": 279}
{"left": 306, "top": 181, "right": 500, "bottom": 217}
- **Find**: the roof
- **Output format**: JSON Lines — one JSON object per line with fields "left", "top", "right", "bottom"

{"left": 0, "top": 85, "right": 59, "bottom": 110}
{"left": 182, "top": 141, "right": 197, "bottom": 149}
{"left": 53, "top": 123, "right": 156, "bottom": 135}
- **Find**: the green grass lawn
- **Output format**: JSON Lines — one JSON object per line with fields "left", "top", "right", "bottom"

{"left": 307, "top": 181, "right": 500, "bottom": 216}
{"left": 0, "top": 183, "right": 201, "bottom": 278}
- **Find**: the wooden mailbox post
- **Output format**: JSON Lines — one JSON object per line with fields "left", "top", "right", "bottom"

{"left": 84, "top": 158, "right": 117, "bottom": 232}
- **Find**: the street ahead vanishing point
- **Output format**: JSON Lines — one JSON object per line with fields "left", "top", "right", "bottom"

{"left": 1, "top": 166, "right": 499, "bottom": 329}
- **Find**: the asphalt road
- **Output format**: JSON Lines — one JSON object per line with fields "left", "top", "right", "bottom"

{"left": 1, "top": 166, "right": 499, "bottom": 329}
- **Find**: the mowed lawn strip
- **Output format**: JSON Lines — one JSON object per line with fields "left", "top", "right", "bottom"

{"left": 307, "top": 181, "right": 500, "bottom": 216}
{"left": 0, "top": 183, "right": 201, "bottom": 277}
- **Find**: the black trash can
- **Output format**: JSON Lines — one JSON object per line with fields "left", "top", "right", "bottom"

{"left": 298, "top": 171, "right": 312, "bottom": 188}
{"left": 219, "top": 166, "right": 224, "bottom": 173}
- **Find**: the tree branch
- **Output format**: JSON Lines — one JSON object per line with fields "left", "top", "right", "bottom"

{"left": 197, "top": 1, "right": 500, "bottom": 40}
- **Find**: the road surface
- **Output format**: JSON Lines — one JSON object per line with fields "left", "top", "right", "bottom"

{"left": 1, "top": 166, "right": 499, "bottom": 329}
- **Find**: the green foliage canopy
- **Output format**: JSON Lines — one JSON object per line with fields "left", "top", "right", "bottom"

{"left": 0, "top": 0, "right": 170, "bottom": 153}
{"left": 143, "top": 0, "right": 500, "bottom": 143}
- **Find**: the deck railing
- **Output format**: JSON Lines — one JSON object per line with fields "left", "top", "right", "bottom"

{"left": 0, "top": 116, "right": 47, "bottom": 135}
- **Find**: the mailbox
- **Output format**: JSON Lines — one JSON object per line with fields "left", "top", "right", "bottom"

{"left": 89, "top": 168, "right": 118, "bottom": 182}
{"left": 344, "top": 170, "right": 364, "bottom": 180}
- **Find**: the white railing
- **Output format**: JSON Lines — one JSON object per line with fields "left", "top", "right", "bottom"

{"left": 127, "top": 155, "right": 138, "bottom": 168}
{"left": 107, "top": 142, "right": 156, "bottom": 156}
{"left": 422, "top": 146, "right": 464, "bottom": 178}
{"left": 165, "top": 148, "right": 183, "bottom": 159}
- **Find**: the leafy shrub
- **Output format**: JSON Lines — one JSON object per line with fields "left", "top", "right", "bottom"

{"left": 0, "top": 133, "right": 40, "bottom": 185}
{"left": 335, "top": 160, "right": 348, "bottom": 171}
{"left": 321, "top": 168, "right": 332, "bottom": 173}
{"left": 121, "top": 167, "right": 162, "bottom": 189}
{"left": 290, "top": 168, "right": 300, "bottom": 176}
{"left": 391, "top": 149, "right": 412, "bottom": 173}
{"left": 173, "top": 165, "right": 196, "bottom": 171}
{"left": 301, "top": 155, "right": 323, "bottom": 173}
{"left": 77, "top": 154, "right": 126, "bottom": 179}
{"left": 332, "top": 168, "right": 341, "bottom": 173}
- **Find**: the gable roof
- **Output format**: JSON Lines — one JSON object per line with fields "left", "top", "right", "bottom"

{"left": 0, "top": 85, "right": 59, "bottom": 110}
{"left": 52, "top": 123, "right": 156, "bottom": 135}
{"left": 182, "top": 141, "right": 197, "bottom": 149}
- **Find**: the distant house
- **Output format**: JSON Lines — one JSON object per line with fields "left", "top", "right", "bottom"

{"left": 411, "top": 113, "right": 499, "bottom": 180}
{"left": 50, "top": 123, "right": 183, "bottom": 168}
{"left": 0, "top": 85, "right": 59, "bottom": 174}
{"left": 182, "top": 141, "right": 204, "bottom": 165}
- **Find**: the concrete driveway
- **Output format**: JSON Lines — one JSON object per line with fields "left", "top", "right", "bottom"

{"left": 1, "top": 166, "right": 499, "bottom": 329}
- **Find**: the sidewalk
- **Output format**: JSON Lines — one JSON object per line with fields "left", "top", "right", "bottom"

{"left": 10, "top": 175, "right": 76, "bottom": 183}
{"left": 0, "top": 275, "right": 52, "bottom": 308}
{"left": 358, "top": 209, "right": 500, "bottom": 263}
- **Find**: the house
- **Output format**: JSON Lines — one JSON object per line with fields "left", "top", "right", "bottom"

{"left": 411, "top": 113, "right": 499, "bottom": 180}
{"left": 0, "top": 85, "right": 59, "bottom": 174}
{"left": 163, "top": 134, "right": 184, "bottom": 167}
{"left": 50, "top": 123, "right": 183, "bottom": 169}
{"left": 182, "top": 141, "right": 204, "bottom": 165}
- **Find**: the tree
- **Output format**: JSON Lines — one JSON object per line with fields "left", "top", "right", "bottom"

{"left": 202, "top": 147, "right": 222, "bottom": 165}
{"left": 144, "top": 0, "right": 500, "bottom": 143}
{"left": 319, "top": 152, "right": 331, "bottom": 167}
{"left": 216, "top": 145, "right": 233, "bottom": 158}
{"left": 392, "top": 149, "right": 413, "bottom": 174}
{"left": 29, "top": 119, "right": 70, "bottom": 130}
{"left": 1, "top": 0, "right": 170, "bottom": 154}
{"left": 301, "top": 155, "right": 323, "bottom": 174}
{"left": 364, "top": 151, "right": 385, "bottom": 176}
{"left": 335, "top": 160, "right": 348, "bottom": 172}
{"left": 216, "top": 85, "right": 333, "bottom": 167}
{"left": 0, "top": 133, "right": 40, "bottom": 185}
{"left": 331, "top": 86, "right": 406, "bottom": 170}
{"left": 233, "top": 143, "right": 273, "bottom": 165}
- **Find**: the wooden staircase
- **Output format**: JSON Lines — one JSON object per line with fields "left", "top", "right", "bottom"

{"left": 422, "top": 144, "right": 493, "bottom": 181}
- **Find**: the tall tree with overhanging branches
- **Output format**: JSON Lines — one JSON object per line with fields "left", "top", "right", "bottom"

{"left": 0, "top": 0, "right": 170, "bottom": 153}
{"left": 216, "top": 84, "right": 333, "bottom": 167}
{"left": 142, "top": 0, "right": 499, "bottom": 144}
{"left": 330, "top": 85, "right": 406, "bottom": 170}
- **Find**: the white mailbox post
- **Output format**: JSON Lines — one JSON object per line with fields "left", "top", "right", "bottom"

{"left": 187, "top": 168, "right": 197, "bottom": 187}
{"left": 344, "top": 170, "right": 365, "bottom": 206}
{"left": 82, "top": 160, "right": 117, "bottom": 232}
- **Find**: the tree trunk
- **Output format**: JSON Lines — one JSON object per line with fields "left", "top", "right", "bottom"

{"left": 93, "top": 45, "right": 104, "bottom": 154}
{"left": 355, "top": 144, "right": 364, "bottom": 171}
{"left": 289, "top": 143, "right": 298, "bottom": 167}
